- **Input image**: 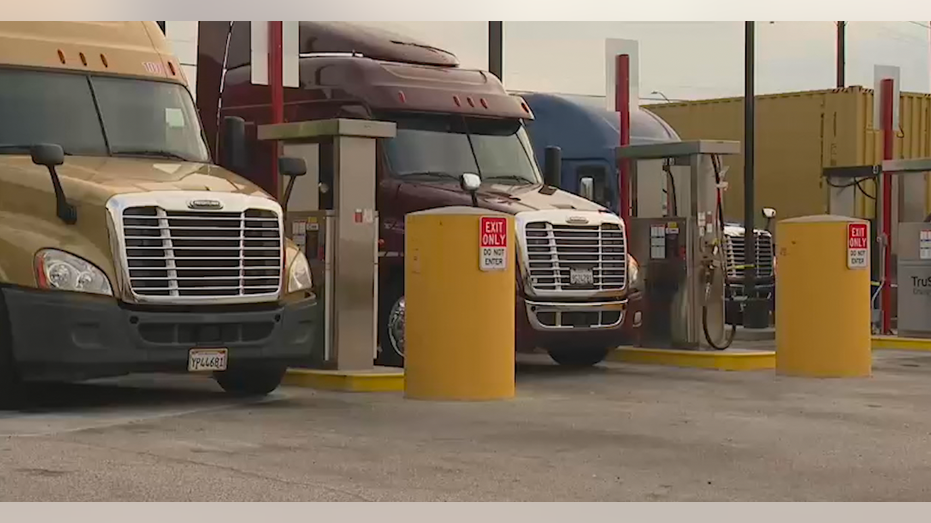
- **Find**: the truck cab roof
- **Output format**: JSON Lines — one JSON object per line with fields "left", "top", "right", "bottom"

{"left": 0, "top": 21, "right": 185, "bottom": 84}
{"left": 209, "top": 21, "right": 532, "bottom": 121}
{"left": 225, "top": 21, "right": 460, "bottom": 69}
{"left": 519, "top": 91, "right": 681, "bottom": 161}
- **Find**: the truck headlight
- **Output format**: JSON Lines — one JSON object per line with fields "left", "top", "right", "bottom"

{"left": 288, "top": 250, "right": 314, "bottom": 294}
{"left": 35, "top": 249, "right": 113, "bottom": 296}
{"left": 628, "top": 255, "right": 641, "bottom": 289}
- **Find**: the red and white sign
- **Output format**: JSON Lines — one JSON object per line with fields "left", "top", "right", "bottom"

{"left": 251, "top": 21, "right": 300, "bottom": 88}
{"left": 872, "top": 64, "right": 900, "bottom": 131}
{"left": 480, "top": 216, "right": 508, "bottom": 271}
{"left": 847, "top": 222, "right": 869, "bottom": 270}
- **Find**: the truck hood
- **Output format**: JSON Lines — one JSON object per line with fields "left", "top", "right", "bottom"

{"left": 0, "top": 155, "right": 273, "bottom": 206}
{"left": 398, "top": 179, "right": 611, "bottom": 216}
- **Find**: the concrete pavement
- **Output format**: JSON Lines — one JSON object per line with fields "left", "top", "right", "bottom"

{"left": 3, "top": 351, "right": 931, "bottom": 501}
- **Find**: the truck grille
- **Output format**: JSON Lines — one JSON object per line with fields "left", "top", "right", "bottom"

{"left": 725, "top": 233, "right": 775, "bottom": 279}
{"left": 121, "top": 207, "right": 282, "bottom": 299}
{"left": 524, "top": 221, "right": 627, "bottom": 293}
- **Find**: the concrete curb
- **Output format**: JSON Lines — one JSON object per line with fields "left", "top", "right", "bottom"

{"left": 609, "top": 347, "right": 776, "bottom": 371}
{"left": 872, "top": 336, "right": 931, "bottom": 352}
{"left": 283, "top": 367, "right": 404, "bottom": 392}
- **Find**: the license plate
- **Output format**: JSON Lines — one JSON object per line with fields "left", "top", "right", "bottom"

{"left": 569, "top": 267, "right": 595, "bottom": 286}
{"left": 188, "top": 348, "right": 228, "bottom": 372}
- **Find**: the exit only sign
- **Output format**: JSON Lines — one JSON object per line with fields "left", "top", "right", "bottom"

{"left": 480, "top": 216, "right": 508, "bottom": 271}
{"left": 847, "top": 222, "right": 869, "bottom": 270}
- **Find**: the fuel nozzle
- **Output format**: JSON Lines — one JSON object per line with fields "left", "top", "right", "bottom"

{"left": 699, "top": 237, "right": 722, "bottom": 283}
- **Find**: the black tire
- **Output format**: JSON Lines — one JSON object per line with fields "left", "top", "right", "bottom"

{"left": 546, "top": 346, "right": 611, "bottom": 367}
{"left": 376, "top": 277, "right": 405, "bottom": 368}
{"left": 213, "top": 365, "right": 286, "bottom": 397}
{"left": 0, "top": 293, "right": 22, "bottom": 409}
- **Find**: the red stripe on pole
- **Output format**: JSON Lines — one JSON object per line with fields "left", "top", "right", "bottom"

{"left": 269, "top": 21, "right": 284, "bottom": 200}
{"left": 881, "top": 78, "right": 895, "bottom": 335}
{"left": 616, "top": 54, "right": 631, "bottom": 224}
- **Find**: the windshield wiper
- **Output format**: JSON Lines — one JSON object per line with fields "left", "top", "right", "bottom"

{"left": 401, "top": 170, "right": 462, "bottom": 181}
{"left": 111, "top": 148, "right": 190, "bottom": 161}
{"left": 0, "top": 144, "right": 72, "bottom": 155}
{"left": 484, "top": 174, "right": 533, "bottom": 185}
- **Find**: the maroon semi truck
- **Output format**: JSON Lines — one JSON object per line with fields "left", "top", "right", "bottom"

{"left": 195, "top": 21, "right": 643, "bottom": 367}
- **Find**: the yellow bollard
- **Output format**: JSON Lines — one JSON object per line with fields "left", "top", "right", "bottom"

{"left": 776, "top": 215, "right": 871, "bottom": 377}
{"left": 404, "top": 207, "right": 515, "bottom": 400}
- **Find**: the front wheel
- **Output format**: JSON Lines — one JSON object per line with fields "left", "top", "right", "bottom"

{"left": 213, "top": 365, "right": 286, "bottom": 397}
{"left": 377, "top": 278, "right": 405, "bottom": 368}
{"left": 0, "top": 295, "right": 22, "bottom": 409}
{"left": 546, "top": 346, "right": 612, "bottom": 367}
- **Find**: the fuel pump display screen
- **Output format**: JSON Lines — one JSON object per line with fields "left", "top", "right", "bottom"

{"left": 649, "top": 222, "right": 681, "bottom": 260}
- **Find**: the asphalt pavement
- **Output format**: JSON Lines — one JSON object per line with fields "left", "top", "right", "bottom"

{"left": 3, "top": 351, "right": 931, "bottom": 501}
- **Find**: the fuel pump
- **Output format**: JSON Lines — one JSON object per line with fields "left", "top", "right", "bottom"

{"left": 258, "top": 118, "right": 397, "bottom": 371}
{"left": 618, "top": 140, "right": 741, "bottom": 350}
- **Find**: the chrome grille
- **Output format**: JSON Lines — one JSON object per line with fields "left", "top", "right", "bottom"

{"left": 121, "top": 206, "right": 282, "bottom": 299}
{"left": 524, "top": 221, "right": 627, "bottom": 293}
{"left": 725, "top": 232, "right": 774, "bottom": 279}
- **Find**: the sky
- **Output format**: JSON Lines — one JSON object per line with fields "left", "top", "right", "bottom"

{"left": 356, "top": 21, "right": 931, "bottom": 102}
{"left": 163, "top": 21, "right": 931, "bottom": 104}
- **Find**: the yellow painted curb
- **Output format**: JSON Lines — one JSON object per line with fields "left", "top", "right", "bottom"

{"left": 609, "top": 347, "right": 775, "bottom": 371}
{"left": 283, "top": 368, "right": 404, "bottom": 392}
{"left": 872, "top": 336, "right": 931, "bottom": 352}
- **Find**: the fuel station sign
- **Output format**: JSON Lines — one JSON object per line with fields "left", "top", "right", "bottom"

{"left": 480, "top": 216, "right": 508, "bottom": 271}
{"left": 847, "top": 222, "right": 869, "bottom": 270}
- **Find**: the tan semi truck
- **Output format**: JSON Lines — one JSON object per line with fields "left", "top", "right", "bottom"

{"left": 0, "top": 22, "right": 318, "bottom": 405}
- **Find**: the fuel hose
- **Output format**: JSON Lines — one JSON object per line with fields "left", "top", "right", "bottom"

{"left": 702, "top": 154, "right": 736, "bottom": 350}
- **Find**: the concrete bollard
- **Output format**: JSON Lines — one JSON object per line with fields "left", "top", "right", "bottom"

{"left": 403, "top": 206, "right": 516, "bottom": 400}
{"left": 776, "top": 215, "right": 871, "bottom": 377}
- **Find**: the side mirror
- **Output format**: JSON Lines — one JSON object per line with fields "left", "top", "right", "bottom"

{"left": 543, "top": 145, "right": 561, "bottom": 188}
{"left": 460, "top": 172, "right": 481, "bottom": 207}
{"left": 762, "top": 207, "right": 776, "bottom": 233}
{"left": 30, "top": 144, "right": 76, "bottom": 225}
{"left": 30, "top": 143, "right": 64, "bottom": 167}
{"left": 219, "top": 116, "right": 247, "bottom": 174}
{"left": 279, "top": 156, "right": 307, "bottom": 178}
{"left": 579, "top": 177, "right": 594, "bottom": 201}
{"left": 279, "top": 156, "right": 308, "bottom": 211}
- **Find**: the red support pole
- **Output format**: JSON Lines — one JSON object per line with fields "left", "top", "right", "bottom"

{"left": 269, "top": 21, "right": 284, "bottom": 199}
{"left": 880, "top": 78, "right": 895, "bottom": 335}
{"left": 616, "top": 54, "right": 631, "bottom": 224}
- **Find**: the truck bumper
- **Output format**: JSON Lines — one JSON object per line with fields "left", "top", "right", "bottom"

{"left": 515, "top": 294, "right": 638, "bottom": 352}
{"left": 2, "top": 287, "right": 318, "bottom": 382}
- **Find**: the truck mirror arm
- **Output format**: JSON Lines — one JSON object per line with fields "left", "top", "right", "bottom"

{"left": 30, "top": 144, "right": 77, "bottom": 225}
{"left": 278, "top": 156, "right": 307, "bottom": 212}
{"left": 459, "top": 172, "right": 481, "bottom": 207}
{"left": 48, "top": 165, "right": 78, "bottom": 225}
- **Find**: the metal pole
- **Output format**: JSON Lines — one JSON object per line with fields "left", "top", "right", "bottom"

{"left": 488, "top": 22, "right": 503, "bottom": 80}
{"left": 836, "top": 21, "right": 846, "bottom": 88}
{"left": 743, "top": 21, "right": 764, "bottom": 328}
{"left": 617, "top": 54, "right": 631, "bottom": 224}
{"left": 269, "top": 21, "right": 284, "bottom": 199}
{"left": 881, "top": 78, "right": 895, "bottom": 334}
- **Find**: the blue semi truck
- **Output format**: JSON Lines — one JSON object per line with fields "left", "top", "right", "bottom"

{"left": 519, "top": 92, "right": 776, "bottom": 325}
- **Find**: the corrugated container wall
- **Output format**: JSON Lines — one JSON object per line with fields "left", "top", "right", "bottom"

{"left": 646, "top": 86, "right": 931, "bottom": 227}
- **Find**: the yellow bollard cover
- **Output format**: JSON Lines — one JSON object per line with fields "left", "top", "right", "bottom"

{"left": 776, "top": 215, "right": 872, "bottom": 377}
{"left": 404, "top": 207, "right": 516, "bottom": 400}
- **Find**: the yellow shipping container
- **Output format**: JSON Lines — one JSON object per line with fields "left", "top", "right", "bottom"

{"left": 645, "top": 86, "right": 931, "bottom": 225}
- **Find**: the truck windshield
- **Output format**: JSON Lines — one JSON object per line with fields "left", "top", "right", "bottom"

{"left": 0, "top": 68, "right": 210, "bottom": 163}
{"left": 383, "top": 113, "right": 541, "bottom": 185}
